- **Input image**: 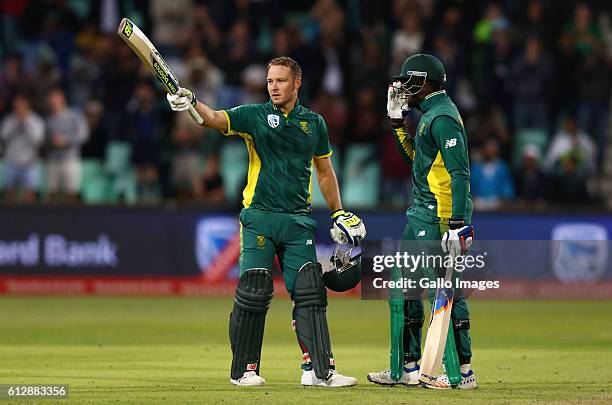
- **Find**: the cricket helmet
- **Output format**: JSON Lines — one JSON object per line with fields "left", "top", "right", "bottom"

{"left": 324, "top": 243, "right": 361, "bottom": 292}
{"left": 392, "top": 53, "right": 446, "bottom": 98}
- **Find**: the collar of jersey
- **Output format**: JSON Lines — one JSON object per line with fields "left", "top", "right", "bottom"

{"left": 268, "top": 98, "right": 302, "bottom": 117}
{"left": 417, "top": 90, "right": 447, "bottom": 112}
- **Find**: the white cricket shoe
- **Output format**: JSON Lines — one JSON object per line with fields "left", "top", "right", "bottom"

{"left": 301, "top": 369, "right": 357, "bottom": 387}
{"left": 230, "top": 371, "right": 266, "bottom": 386}
{"left": 421, "top": 369, "right": 477, "bottom": 390}
{"left": 367, "top": 364, "right": 420, "bottom": 386}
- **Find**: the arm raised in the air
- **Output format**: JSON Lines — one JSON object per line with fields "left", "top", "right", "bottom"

{"left": 167, "top": 88, "right": 228, "bottom": 133}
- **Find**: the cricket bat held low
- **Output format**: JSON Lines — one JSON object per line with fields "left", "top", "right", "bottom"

{"left": 418, "top": 259, "right": 461, "bottom": 387}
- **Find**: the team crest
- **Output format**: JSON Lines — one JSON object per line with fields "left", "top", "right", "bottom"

{"left": 418, "top": 122, "right": 426, "bottom": 136}
{"left": 257, "top": 235, "right": 266, "bottom": 248}
{"left": 267, "top": 114, "right": 280, "bottom": 128}
{"left": 300, "top": 121, "right": 310, "bottom": 134}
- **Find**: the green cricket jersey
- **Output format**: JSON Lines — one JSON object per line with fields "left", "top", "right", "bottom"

{"left": 394, "top": 90, "right": 472, "bottom": 222}
{"left": 223, "top": 100, "right": 332, "bottom": 214}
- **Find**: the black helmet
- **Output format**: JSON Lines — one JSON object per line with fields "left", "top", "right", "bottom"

{"left": 324, "top": 243, "right": 361, "bottom": 292}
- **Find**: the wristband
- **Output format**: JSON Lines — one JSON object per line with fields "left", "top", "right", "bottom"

{"left": 331, "top": 209, "right": 345, "bottom": 219}
{"left": 449, "top": 218, "right": 465, "bottom": 230}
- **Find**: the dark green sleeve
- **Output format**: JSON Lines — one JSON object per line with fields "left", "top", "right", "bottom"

{"left": 314, "top": 116, "right": 332, "bottom": 158}
{"left": 393, "top": 127, "right": 415, "bottom": 163}
{"left": 431, "top": 116, "right": 470, "bottom": 220}
{"left": 223, "top": 104, "right": 258, "bottom": 136}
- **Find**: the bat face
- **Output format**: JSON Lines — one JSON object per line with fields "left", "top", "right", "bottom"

{"left": 150, "top": 50, "right": 179, "bottom": 95}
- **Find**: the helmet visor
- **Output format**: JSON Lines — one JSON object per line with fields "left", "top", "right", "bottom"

{"left": 393, "top": 71, "right": 427, "bottom": 99}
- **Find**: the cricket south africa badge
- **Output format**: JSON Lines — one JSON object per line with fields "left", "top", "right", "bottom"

{"left": 267, "top": 114, "right": 280, "bottom": 128}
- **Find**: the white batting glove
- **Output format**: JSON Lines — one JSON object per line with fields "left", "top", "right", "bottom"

{"left": 387, "top": 81, "right": 405, "bottom": 119}
{"left": 330, "top": 210, "right": 366, "bottom": 246}
{"left": 441, "top": 221, "right": 475, "bottom": 259}
{"left": 166, "top": 87, "right": 197, "bottom": 112}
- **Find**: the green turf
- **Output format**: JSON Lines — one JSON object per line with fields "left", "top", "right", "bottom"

{"left": 0, "top": 297, "right": 611, "bottom": 404}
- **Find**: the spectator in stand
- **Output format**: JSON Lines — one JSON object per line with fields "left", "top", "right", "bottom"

{"left": 199, "top": 154, "right": 224, "bottom": 204}
{"left": 310, "top": 91, "right": 347, "bottom": 147}
{"left": 544, "top": 116, "right": 596, "bottom": 176}
{"left": 46, "top": 87, "right": 89, "bottom": 202}
{"left": 482, "top": 25, "right": 514, "bottom": 115}
{"left": 513, "top": 144, "right": 548, "bottom": 208}
{"left": 0, "top": 95, "right": 45, "bottom": 203}
{"left": 390, "top": 12, "right": 424, "bottom": 76}
{"left": 170, "top": 119, "right": 203, "bottom": 200}
{"left": 576, "top": 54, "right": 610, "bottom": 168}
{"left": 351, "top": 87, "right": 381, "bottom": 143}
{"left": 564, "top": 3, "right": 605, "bottom": 58}
{"left": 0, "top": 53, "right": 23, "bottom": 116}
{"left": 239, "top": 64, "right": 267, "bottom": 105}
{"left": 81, "top": 100, "right": 106, "bottom": 160}
{"left": 182, "top": 56, "right": 223, "bottom": 109}
{"left": 127, "top": 81, "right": 162, "bottom": 203}
{"left": 470, "top": 138, "right": 515, "bottom": 211}
{"left": 511, "top": 36, "right": 553, "bottom": 130}
{"left": 431, "top": 33, "right": 464, "bottom": 98}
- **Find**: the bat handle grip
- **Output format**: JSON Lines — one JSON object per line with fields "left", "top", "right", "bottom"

{"left": 187, "top": 105, "right": 204, "bottom": 125}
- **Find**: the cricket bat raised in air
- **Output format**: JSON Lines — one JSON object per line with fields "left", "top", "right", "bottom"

{"left": 116, "top": 18, "right": 204, "bottom": 125}
{"left": 418, "top": 257, "right": 461, "bottom": 387}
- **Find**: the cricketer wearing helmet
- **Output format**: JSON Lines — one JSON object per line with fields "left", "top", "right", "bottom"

{"left": 167, "top": 56, "right": 366, "bottom": 387}
{"left": 366, "top": 54, "right": 477, "bottom": 389}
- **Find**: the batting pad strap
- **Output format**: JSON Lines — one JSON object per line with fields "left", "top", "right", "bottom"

{"left": 292, "top": 262, "right": 333, "bottom": 380}
{"left": 453, "top": 319, "right": 470, "bottom": 330}
{"left": 229, "top": 269, "right": 274, "bottom": 380}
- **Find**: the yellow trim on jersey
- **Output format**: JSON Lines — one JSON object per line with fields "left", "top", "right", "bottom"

{"left": 395, "top": 127, "right": 416, "bottom": 160}
{"left": 222, "top": 110, "right": 232, "bottom": 135}
{"left": 426, "top": 151, "right": 452, "bottom": 219}
{"left": 236, "top": 132, "right": 261, "bottom": 208}
{"left": 308, "top": 159, "right": 314, "bottom": 204}
{"left": 424, "top": 90, "right": 446, "bottom": 99}
{"left": 314, "top": 151, "right": 333, "bottom": 159}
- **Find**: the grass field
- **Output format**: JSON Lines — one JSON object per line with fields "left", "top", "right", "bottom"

{"left": 0, "top": 297, "right": 611, "bottom": 404}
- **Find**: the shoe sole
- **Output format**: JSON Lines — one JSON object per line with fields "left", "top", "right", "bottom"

{"left": 367, "top": 375, "right": 418, "bottom": 387}
{"left": 230, "top": 379, "right": 265, "bottom": 386}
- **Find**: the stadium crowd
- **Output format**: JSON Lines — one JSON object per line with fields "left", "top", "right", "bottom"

{"left": 0, "top": 0, "right": 610, "bottom": 209}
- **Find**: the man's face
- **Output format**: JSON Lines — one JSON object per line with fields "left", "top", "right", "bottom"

{"left": 267, "top": 65, "right": 300, "bottom": 107}
{"left": 48, "top": 91, "right": 66, "bottom": 112}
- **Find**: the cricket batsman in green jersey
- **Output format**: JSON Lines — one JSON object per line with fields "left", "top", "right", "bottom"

{"left": 367, "top": 54, "right": 477, "bottom": 389}
{"left": 167, "top": 57, "right": 366, "bottom": 387}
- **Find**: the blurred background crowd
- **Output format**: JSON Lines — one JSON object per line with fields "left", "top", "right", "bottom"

{"left": 0, "top": 0, "right": 610, "bottom": 210}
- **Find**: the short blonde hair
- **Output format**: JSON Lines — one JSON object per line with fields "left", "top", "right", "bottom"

{"left": 267, "top": 56, "right": 302, "bottom": 80}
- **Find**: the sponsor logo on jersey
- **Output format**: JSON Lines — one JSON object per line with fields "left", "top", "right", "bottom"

{"left": 418, "top": 122, "right": 426, "bottom": 136}
{"left": 417, "top": 230, "right": 426, "bottom": 237}
{"left": 300, "top": 121, "right": 310, "bottom": 134}
{"left": 445, "top": 138, "right": 457, "bottom": 148}
{"left": 306, "top": 239, "right": 313, "bottom": 245}
{"left": 267, "top": 114, "right": 280, "bottom": 128}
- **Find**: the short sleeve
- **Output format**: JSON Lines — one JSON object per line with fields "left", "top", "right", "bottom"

{"left": 313, "top": 116, "right": 332, "bottom": 158}
{"left": 223, "top": 104, "right": 258, "bottom": 136}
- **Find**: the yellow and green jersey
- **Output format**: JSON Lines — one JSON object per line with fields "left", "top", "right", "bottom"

{"left": 223, "top": 100, "right": 332, "bottom": 214}
{"left": 394, "top": 90, "right": 472, "bottom": 222}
